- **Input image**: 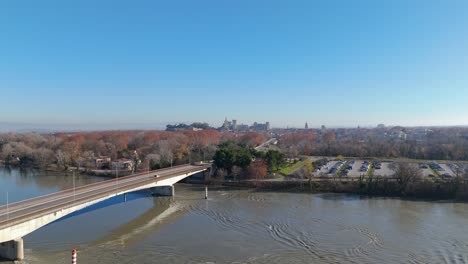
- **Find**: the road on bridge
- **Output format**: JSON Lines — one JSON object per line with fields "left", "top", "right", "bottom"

{"left": 0, "top": 164, "right": 210, "bottom": 231}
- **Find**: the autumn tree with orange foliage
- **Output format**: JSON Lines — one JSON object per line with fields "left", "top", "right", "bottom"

{"left": 278, "top": 131, "right": 317, "bottom": 157}
{"left": 247, "top": 159, "right": 267, "bottom": 181}
{"left": 240, "top": 132, "right": 268, "bottom": 147}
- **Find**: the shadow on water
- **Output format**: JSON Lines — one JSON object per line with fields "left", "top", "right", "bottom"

{"left": 0, "top": 190, "right": 188, "bottom": 263}
{"left": 49, "top": 190, "right": 153, "bottom": 225}
{"left": 87, "top": 197, "right": 188, "bottom": 249}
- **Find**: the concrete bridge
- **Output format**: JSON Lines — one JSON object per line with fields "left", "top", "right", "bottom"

{"left": 0, "top": 163, "right": 211, "bottom": 260}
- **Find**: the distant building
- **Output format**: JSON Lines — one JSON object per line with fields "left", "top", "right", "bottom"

{"left": 388, "top": 129, "right": 407, "bottom": 140}
{"left": 95, "top": 156, "right": 111, "bottom": 169}
{"left": 111, "top": 159, "right": 134, "bottom": 170}
{"left": 305, "top": 122, "right": 309, "bottom": 129}
{"left": 219, "top": 118, "right": 270, "bottom": 132}
{"left": 251, "top": 121, "right": 270, "bottom": 132}
{"left": 237, "top": 124, "right": 249, "bottom": 131}
{"left": 377, "top": 124, "right": 385, "bottom": 128}
{"left": 232, "top": 120, "right": 237, "bottom": 130}
{"left": 221, "top": 117, "right": 237, "bottom": 131}
{"left": 408, "top": 128, "right": 432, "bottom": 141}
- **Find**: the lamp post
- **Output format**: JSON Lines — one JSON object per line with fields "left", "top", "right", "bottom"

{"left": 115, "top": 164, "right": 119, "bottom": 193}
{"left": 73, "top": 171, "right": 75, "bottom": 206}
{"left": 6, "top": 192, "right": 9, "bottom": 223}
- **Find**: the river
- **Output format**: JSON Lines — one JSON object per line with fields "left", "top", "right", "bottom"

{"left": 1, "top": 167, "right": 468, "bottom": 263}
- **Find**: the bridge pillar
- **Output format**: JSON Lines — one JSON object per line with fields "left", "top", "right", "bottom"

{"left": 209, "top": 166, "right": 216, "bottom": 178}
{"left": 0, "top": 238, "right": 24, "bottom": 261}
{"left": 151, "top": 185, "right": 175, "bottom": 196}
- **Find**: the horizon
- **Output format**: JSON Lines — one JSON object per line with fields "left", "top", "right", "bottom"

{"left": 2, "top": 0, "right": 468, "bottom": 129}
{"left": 1, "top": 120, "right": 467, "bottom": 133}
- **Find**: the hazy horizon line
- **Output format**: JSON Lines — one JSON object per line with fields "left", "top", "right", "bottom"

{"left": 1, "top": 121, "right": 468, "bottom": 133}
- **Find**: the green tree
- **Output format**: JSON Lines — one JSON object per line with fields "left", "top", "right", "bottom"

{"left": 236, "top": 148, "right": 253, "bottom": 169}
{"left": 265, "top": 150, "right": 286, "bottom": 172}
{"left": 213, "top": 141, "right": 255, "bottom": 175}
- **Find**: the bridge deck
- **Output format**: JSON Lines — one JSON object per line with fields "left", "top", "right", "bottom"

{"left": 0, "top": 164, "right": 210, "bottom": 232}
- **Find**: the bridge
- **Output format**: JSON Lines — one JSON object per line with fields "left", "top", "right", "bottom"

{"left": 0, "top": 163, "right": 211, "bottom": 260}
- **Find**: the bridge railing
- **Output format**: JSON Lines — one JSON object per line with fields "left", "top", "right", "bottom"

{"left": 0, "top": 166, "right": 210, "bottom": 230}
{"left": 0, "top": 163, "right": 202, "bottom": 212}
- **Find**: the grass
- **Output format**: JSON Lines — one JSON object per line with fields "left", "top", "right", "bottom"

{"left": 367, "top": 162, "right": 375, "bottom": 177}
{"left": 335, "top": 161, "right": 349, "bottom": 176}
{"left": 280, "top": 158, "right": 311, "bottom": 175}
{"left": 429, "top": 167, "right": 441, "bottom": 177}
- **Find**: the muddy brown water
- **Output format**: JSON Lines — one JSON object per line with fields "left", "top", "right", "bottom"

{"left": 1, "top": 167, "right": 468, "bottom": 263}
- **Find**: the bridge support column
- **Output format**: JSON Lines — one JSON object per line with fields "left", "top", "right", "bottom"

{"left": 151, "top": 185, "right": 175, "bottom": 196}
{"left": 0, "top": 238, "right": 24, "bottom": 261}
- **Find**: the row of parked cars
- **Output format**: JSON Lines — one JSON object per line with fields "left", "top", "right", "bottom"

{"left": 447, "top": 163, "right": 466, "bottom": 175}
{"left": 360, "top": 161, "right": 371, "bottom": 172}
{"left": 340, "top": 160, "right": 356, "bottom": 176}
{"left": 425, "top": 162, "right": 453, "bottom": 178}
{"left": 374, "top": 161, "right": 382, "bottom": 170}
{"left": 314, "top": 158, "right": 330, "bottom": 173}
{"left": 429, "top": 162, "right": 445, "bottom": 172}
{"left": 329, "top": 160, "right": 346, "bottom": 174}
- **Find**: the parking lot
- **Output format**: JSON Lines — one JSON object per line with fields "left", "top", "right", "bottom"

{"left": 373, "top": 162, "right": 395, "bottom": 177}
{"left": 418, "top": 163, "right": 436, "bottom": 178}
{"left": 314, "top": 160, "right": 339, "bottom": 176}
{"left": 346, "top": 160, "right": 369, "bottom": 177}
{"left": 439, "top": 163, "right": 456, "bottom": 177}
{"left": 311, "top": 157, "right": 465, "bottom": 179}
{"left": 458, "top": 163, "right": 468, "bottom": 174}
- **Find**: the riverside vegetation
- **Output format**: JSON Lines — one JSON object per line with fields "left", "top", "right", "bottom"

{"left": 219, "top": 163, "right": 468, "bottom": 201}
{"left": 2, "top": 129, "right": 468, "bottom": 201}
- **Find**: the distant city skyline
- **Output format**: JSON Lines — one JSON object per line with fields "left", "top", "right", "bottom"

{"left": 2, "top": 120, "right": 467, "bottom": 133}
{"left": 1, "top": 0, "right": 468, "bottom": 129}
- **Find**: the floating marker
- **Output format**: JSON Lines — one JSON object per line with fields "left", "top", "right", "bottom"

{"left": 71, "top": 249, "right": 77, "bottom": 264}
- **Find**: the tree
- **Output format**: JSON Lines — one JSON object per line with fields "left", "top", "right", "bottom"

{"left": 33, "top": 147, "right": 54, "bottom": 169}
{"left": 81, "top": 150, "right": 96, "bottom": 171}
{"left": 240, "top": 132, "right": 266, "bottom": 147}
{"left": 146, "top": 153, "right": 162, "bottom": 170}
{"left": 231, "top": 166, "right": 244, "bottom": 180}
{"left": 0, "top": 143, "right": 13, "bottom": 163}
{"left": 55, "top": 149, "right": 69, "bottom": 170}
{"left": 323, "top": 131, "right": 336, "bottom": 155}
{"left": 213, "top": 147, "right": 236, "bottom": 174}
{"left": 395, "top": 162, "right": 422, "bottom": 195}
{"left": 213, "top": 141, "right": 254, "bottom": 175}
{"left": 247, "top": 159, "right": 268, "bottom": 182}
{"left": 236, "top": 147, "right": 254, "bottom": 169}
{"left": 265, "top": 150, "right": 286, "bottom": 172}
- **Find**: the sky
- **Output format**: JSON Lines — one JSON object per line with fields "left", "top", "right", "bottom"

{"left": 1, "top": 0, "right": 468, "bottom": 130}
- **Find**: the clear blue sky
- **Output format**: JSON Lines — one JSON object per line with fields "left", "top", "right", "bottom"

{"left": 1, "top": 0, "right": 468, "bottom": 129}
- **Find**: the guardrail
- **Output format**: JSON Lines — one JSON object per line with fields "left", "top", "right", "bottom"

{"left": 0, "top": 165, "right": 210, "bottom": 230}
{"left": 0, "top": 164, "right": 199, "bottom": 212}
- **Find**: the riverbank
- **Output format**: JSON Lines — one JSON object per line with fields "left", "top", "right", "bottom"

{"left": 0, "top": 163, "right": 137, "bottom": 178}
{"left": 213, "top": 178, "right": 468, "bottom": 201}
